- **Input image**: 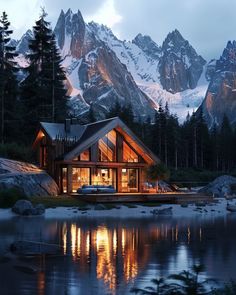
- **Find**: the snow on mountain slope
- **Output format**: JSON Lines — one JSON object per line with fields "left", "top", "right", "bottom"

{"left": 88, "top": 22, "right": 208, "bottom": 121}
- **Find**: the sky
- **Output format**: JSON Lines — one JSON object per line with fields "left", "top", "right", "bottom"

{"left": 0, "top": 0, "right": 236, "bottom": 60}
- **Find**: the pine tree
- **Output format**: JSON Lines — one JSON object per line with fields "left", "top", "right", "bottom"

{"left": 0, "top": 12, "right": 18, "bottom": 143}
{"left": 21, "top": 9, "right": 68, "bottom": 142}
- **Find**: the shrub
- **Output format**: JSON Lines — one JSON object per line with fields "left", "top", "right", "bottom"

{"left": 0, "top": 188, "right": 28, "bottom": 208}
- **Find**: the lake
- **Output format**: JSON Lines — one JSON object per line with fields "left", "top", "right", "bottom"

{"left": 0, "top": 213, "right": 236, "bottom": 294}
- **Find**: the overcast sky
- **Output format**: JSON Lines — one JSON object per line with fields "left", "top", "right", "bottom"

{"left": 0, "top": 0, "right": 236, "bottom": 60}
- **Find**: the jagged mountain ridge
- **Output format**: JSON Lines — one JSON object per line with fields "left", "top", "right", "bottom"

{"left": 54, "top": 9, "right": 156, "bottom": 120}
{"left": 14, "top": 8, "right": 209, "bottom": 121}
{"left": 200, "top": 41, "right": 236, "bottom": 127}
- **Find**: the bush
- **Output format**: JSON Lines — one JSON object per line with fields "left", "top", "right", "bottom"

{"left": 0, "top": 188, "right": 28, "bottom": 208}
{"left": 0, "top": 143, "right": 36, "bottom": 163}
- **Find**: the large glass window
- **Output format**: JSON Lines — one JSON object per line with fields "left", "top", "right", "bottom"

{"left": 92, "top": 168, "right": 116, "bottom": 189}
{"left": 72, "top": 168, "right": 90, "bottom": 192}
{"left": 99, "top": 130, "right": 116, "bottom": 162}
{"left": 121, "top": 168, "right": 139, "bottom": 192}
{"left": 123, "top": 141, "right": 139, "bottom": 162}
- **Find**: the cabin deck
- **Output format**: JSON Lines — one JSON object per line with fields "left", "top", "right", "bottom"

{"left": 72, "top": 192, "right": 212, "bottom": 204}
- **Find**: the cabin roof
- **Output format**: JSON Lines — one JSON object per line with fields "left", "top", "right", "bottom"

{"left": 38, "top": 117, "right": 159, "bottom": 165}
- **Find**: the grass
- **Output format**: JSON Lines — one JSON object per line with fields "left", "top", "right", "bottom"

{"left": 30, "top": 195, "right": 88, "bottom": 208}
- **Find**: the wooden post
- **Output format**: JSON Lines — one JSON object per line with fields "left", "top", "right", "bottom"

{"left": 67, "top": 166, "right": 72, "bottom": 194}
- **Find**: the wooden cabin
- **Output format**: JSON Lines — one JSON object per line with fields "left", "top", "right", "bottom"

{"left": 33, "top": 117, "right": 160, "bottom": 194}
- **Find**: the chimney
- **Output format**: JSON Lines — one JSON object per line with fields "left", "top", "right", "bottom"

{"left": 65, "top": 119, "right": 71, "bottom": 133}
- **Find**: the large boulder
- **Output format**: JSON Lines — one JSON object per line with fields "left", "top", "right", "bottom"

{"left": 0, "top": 158, "right": 59, "bottom": 197}
{"left": 199, "top": 175, "right": 236, "bottom": 197}
{"left": 12, "top": 200, "right": 45, "bottom": 216}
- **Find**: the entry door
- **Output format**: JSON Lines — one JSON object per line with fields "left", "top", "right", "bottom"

{"left": 121, "top": 169, "right": 139, "bottom": 192}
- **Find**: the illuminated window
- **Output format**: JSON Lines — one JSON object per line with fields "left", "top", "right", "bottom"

{"left": 73, "top": 149, "right": 90, "bottom": 161}
{"left": 72, "top": 168, "right": 90, "bottom": 192}
{"left": 99, "top": 130, "right": 116, "bottom": 162}
{"left": 123, "top": 141, "right": 138, "bottom": 162}
{"left": 80, "top": 149, "right": 90, "bottom": 161}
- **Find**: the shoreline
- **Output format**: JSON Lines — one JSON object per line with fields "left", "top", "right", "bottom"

{"left": 0, "top": 198, "right": 235, "bottom": 220}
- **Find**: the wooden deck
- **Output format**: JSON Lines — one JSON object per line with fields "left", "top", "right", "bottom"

{"left": 72, "top": 192, "right": 212, "bottom": 204}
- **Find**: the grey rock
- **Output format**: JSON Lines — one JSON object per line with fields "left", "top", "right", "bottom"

{"left": 12, "top": 200, "right": 34, "bottom": 215}
{"left": 34, "top": 204, "right": 45, "bottom": 215}
{"left": 0, "top": 158, "right": 59, "bottom": 197}
{"left": 94, "top": 204, "right": 106, "bottom": 210}
{"left": 199, "top": 175, "right": 236, "bottom": 197}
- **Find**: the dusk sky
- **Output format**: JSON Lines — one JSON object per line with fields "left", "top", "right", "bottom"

{"left": 1, "top": 0, "right": 236, "bottom": 60}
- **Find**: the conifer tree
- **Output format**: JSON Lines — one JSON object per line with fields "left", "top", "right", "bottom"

{"left": 0, "top": 11, "right": 18, "bottom": 143}
{"left": 21, "top": 9, "right": 68, "bottom": 142}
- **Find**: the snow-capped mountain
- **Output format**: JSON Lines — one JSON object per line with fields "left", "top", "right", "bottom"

{"left": 200, "top": 41, "right": 236, "bottom": 127}
{"left": 15, "top": 8, "right": 210, "bottom": 122}
{"left": 88, "top": 21, "right": 208, "bottom": 121}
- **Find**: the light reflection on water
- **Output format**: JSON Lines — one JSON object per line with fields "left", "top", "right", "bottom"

{"left": 0, "top": 215, "right": 236, "bottom": 295}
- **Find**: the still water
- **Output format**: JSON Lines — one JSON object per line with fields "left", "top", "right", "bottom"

{"left": 0, "top": 214, "right": 236, "bottom": 295}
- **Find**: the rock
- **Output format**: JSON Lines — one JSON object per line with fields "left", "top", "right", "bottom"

{"left": 152, "top": 207, "right": 173, "bottom": 215}
{"left": 0, "top": 158, "right": 59, "bottom": 197}
{"left": 199, "top": 175, "right": 236, "bottom": 197}
{"left": 12, "top": 200, "right": 34, "bottom": 215}
{"left": 34, "top": 204, "right": 45, "bottom": 215}
{"left": 94, "top": 204, "right": 106, "bottom": 210}
{"left": 12, "top": 200, "right": 45, "bottom": 216}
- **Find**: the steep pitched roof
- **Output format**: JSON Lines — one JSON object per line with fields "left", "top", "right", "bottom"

{"left": 38, "top": 117, "right": 159, "bottom": 165}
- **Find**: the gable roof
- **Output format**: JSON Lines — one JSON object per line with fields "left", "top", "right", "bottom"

{"left": 39, "top": 117, "right": 159, "bottom": 165}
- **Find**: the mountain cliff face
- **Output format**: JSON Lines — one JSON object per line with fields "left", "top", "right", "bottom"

{"left": 15, "top": 9, "right": 209, "bottom": 121}
{"left": 159, "top": 30, "right": 206, "bottom": 93}
{"left": 54, "top": 9, "right": 156, "bottom": 120}
{"left": 200, "top": 41, "right": 236, "bottom": 127}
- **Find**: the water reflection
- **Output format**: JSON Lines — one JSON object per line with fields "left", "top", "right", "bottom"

{"left": 0, "top": 215, "right": 236, "bottom": 295}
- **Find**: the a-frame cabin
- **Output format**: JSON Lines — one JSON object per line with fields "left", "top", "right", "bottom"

{"left": 33, "top": 117, "right": 160, "bottom": 194}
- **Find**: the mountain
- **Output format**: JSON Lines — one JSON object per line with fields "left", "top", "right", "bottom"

{"left": 199, "top": 41, "right": 236, "bottom": 127}
{"left": 15, "top": 9, "right": 209, "bottom": 121}
{"left": 159, "top": 29, "right": 206, "bottom": 93}
{"left": 89, "top": 22, "right": 208, "bottom": 121}
{"left": 53, "top": 9, "right": 156, "bottom": 121}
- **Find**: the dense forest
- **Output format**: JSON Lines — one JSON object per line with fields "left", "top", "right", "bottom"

{"left": 0, "top": 10, "right": 236, "bottom": 179}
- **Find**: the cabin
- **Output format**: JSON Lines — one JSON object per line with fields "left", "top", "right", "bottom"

{"left": 33, "top": 117, "right": 160, "bottom": 194}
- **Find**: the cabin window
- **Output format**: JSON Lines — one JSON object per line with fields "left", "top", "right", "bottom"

{"left": 80, "top": 149, "right": 90, "bottom": 161}
{"left": 92, "top": 168, "right": 116, "bottom": 189}
{"left": 98, "top": 130, "right": 116, "bottom": 162}
{"left": 121, "top": 168, "right": 139, "bottom": 192}
{"left": 123, "top": 141, "right": 138, "bottom": 162}
{"left": 73, "top": 149, "right": 90, "bottom": 161}
{"left": 72, "top": 168, "right": 90, "bottom": 192}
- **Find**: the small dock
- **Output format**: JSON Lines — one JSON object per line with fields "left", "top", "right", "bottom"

{"left": 73, "top": 192, "right": 212, "bottom": 204}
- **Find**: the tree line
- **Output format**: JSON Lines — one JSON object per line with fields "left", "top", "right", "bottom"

{"left": 106, "top": 102, "right": 236, "bottom": 173}
{"left": 0, "top": 10, "right": 68, "bottom": 145}
{"left": 0, "top": 10, "right": 236, "bottom": 173}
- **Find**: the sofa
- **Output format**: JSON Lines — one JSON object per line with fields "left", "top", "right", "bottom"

{"left": 77, "top": 185, "right": 116, "bottom": 194}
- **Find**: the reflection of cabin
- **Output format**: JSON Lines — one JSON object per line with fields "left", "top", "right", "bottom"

{"left": 33, "top": 117, "right": 160, "bottom": 194}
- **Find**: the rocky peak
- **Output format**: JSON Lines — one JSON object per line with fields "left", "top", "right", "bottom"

{"left": 216, "top": 40, "right": 236, "bottom": 72}
{"left": 16, "top": 29, "right": 33, "bottom": 54}
{"left": 132, "top": 33, "right": 161, "bottom": 59}
{"left": 159, "top": 29, "right": 206, "bottom": 93}
{"left": 199, "top": 40, "right": 236, "bottom": 127}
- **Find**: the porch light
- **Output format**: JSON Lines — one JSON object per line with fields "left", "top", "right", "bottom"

{"left": 122, "top": 169, "right": 127, "bottom": 173}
